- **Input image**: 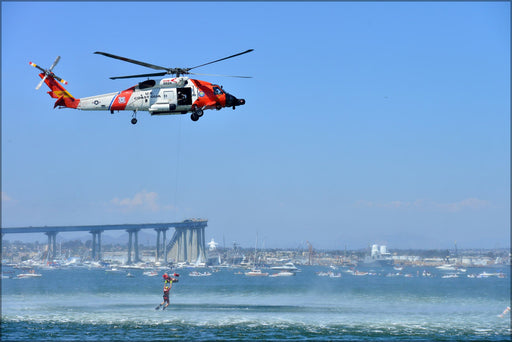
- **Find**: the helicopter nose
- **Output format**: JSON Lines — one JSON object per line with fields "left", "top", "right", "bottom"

{"left": 225, "top": 93, "right": 245, "bottom": 108}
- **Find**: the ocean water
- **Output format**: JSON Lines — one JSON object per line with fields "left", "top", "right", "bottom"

{"left": 1, "top": 266, "right": 510, "bottom": 341}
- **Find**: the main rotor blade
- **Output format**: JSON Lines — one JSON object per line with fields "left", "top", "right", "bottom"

{"left": 110, "top": 72, "right": 168, "bottom": 80}
{"left": 94, "top": 51, "right": 169, "bottom": 71}
{"left": 188, "top": 49, "right": 254, "bottom": 71}
{"left": 189, "top": 72, "right": 252, "bottom": 78}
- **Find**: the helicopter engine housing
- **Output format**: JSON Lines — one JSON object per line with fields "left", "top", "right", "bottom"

{"left": 149, "top": 103, "right": 177, "bottom": 114}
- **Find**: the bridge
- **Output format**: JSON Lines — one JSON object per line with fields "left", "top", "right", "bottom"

{"left": 1, "top": 219, "right": 208, "bottom": 264}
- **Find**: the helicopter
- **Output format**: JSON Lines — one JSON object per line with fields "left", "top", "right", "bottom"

{"left": 30, "top": 49, "right": 253, "bottom": 124}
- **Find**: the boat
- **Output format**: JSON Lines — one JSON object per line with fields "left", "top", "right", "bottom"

{"left": 270, "top": 262, "right": 300, "bottom": 272}
{"left": 106, "top": 267, "right": 124, "bottom": 273}
{"left": 436, "top": 264, "right": 457, "bottom": 271}
{"left": 143, "top": 270, "right": 158, "bottom": 277}
{"left": 270, "top": 271, "right": 295, "bottom": 277}
{"left": 126, "top": 272, "right": 134, "bottom": 278}
{"left": 17, "top": 273, "right": 42, "bottom": 278}
{"left": 189, "top": 271, "right": 212, "bottom": 277}
{"left": 441, "top": 274, "right": 459, "bottom": 278}
{"left": 245, "top": 269, "right": 268, "bottom": 276}
{"left": 316, "top": 271, "right": 341, "bottom": 278}
{"left": 245, "top": 234, "right": 268, "bottom": 277}
{"left": 120, "top": 263, "right": 146, "bottom": 270}
{"left": 16, "top": 270, "right": 42, "bottom": 278}
{"left": 477, "top": 271, "right": 506, "bottom": 278}
{"left": 358, "top": 244, "right": 394, "bottom": 267}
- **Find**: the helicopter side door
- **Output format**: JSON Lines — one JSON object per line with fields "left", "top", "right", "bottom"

{"left": 177, "top": 87, "right": 192, "bottom": 106}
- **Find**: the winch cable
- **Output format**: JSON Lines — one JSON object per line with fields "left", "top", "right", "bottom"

{"left": 172, "top": 115, "right": 183, "bottom": 221}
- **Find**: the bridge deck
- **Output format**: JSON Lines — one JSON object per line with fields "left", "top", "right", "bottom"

{"left": 1, "top": 220, "right": 207, "bottom": 234}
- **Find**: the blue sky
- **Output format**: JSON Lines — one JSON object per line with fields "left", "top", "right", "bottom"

{"left": 1, "top": 2, "right": 510, "bottom": 249}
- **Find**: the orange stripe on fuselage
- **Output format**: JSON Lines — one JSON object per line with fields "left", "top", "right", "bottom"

{"left": 110, "top": 87, "right": 135, "bottom": 111}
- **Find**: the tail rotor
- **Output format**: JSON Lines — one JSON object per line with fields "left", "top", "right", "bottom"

{"left": 30, "top": 56, "right": 68, "bottom": 90}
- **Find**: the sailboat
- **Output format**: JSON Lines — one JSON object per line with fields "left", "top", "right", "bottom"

{"left": 245, "top": 233, "right": 268, "bottom": 277}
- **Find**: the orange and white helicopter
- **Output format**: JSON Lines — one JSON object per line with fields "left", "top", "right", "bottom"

{"left": 30, "top": 50, "right": 253, "bottom": 124}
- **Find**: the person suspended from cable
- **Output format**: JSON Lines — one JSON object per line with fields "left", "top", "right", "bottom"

{"left": 155, "top": 282, "right": 172, "bottom": 310}
{"left": 156, "top": 273, "right": 179, "bottom": 310}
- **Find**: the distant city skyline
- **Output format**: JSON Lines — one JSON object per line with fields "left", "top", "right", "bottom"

{"left": 2, "top": 227, "right": 509, "bottom": 251}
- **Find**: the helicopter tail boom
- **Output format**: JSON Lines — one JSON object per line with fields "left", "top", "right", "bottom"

{"left": 39, "top": 73, "right": 80, "bottom": 109}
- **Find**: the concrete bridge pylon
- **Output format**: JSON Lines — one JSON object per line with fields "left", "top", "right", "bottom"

{"left": 166, "top": 225, "right": 206, "bottom": 264}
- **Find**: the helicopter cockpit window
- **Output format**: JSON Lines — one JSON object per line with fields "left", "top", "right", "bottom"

{"left": 213, "top": 86, "right": 224, "bottom": 95}
{"left": 138, "top": 79, "right": 156, "bottom": 90}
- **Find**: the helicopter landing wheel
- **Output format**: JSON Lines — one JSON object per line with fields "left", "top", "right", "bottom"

{"left": 196, "top": 109, "right": 204, "bottom": 117}
{"left": 191, "top": 113, "right": 199, "bottom": 121}
{"left": 131, "top": 110, "right": 138, "bottom": 125}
